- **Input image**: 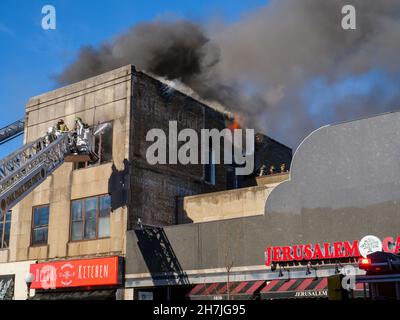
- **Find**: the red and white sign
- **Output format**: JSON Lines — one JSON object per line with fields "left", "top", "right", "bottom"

{"left": 265, "top": 236, "right": 400, "bottom": 266}
{"left": 29, "top": 256, "right": 120, "bottom": 290}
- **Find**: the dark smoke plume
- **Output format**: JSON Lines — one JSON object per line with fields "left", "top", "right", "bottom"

{"left": 57, "top": 20, "right": 259, "bottom": 133}
{"left": 57, "top": 0, "right": 400, "bottom": 148}
{"left": 57, "top": 21, "right": 216, "bottom": 85}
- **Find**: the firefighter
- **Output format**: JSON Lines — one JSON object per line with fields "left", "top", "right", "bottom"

{"left": 259, "top": 164, "right": 267, "bottom": 176}
{"left": 45, "top": 126, "right": 56, "bottom": 146}
{"left": 74, "top": 117, "right": 89, "bottom": 132}
{"left": 73, "top": 117, "right": 91, "bottom": 154}
{"left": 56, "top": 119, "right": 69, "bottom": 132}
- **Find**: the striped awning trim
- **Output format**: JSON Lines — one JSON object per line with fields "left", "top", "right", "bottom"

{"left": 261, "top": 277, "right": 327, "bottom": 299}
{"left": 187, "top": 281, "right": 265, "bottom": 299}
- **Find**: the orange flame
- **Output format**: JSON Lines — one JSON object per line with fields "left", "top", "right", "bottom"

{"left": 227, "top": 114, "right": 243, "bottom": 131}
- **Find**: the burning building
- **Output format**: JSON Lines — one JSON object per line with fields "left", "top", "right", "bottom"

{"left": 0, "top": 65, "right": 291, "bottom": 299}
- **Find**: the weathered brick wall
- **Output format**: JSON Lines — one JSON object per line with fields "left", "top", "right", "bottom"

{"left": 128, "top": 70, "right": 228, "bottom": 227}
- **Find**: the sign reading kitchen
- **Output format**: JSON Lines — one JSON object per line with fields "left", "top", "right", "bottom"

{"left": 29, "top": 256, "right": 120, "bottom": 289}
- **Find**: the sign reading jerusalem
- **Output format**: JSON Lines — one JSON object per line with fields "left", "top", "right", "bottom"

{"left": 29, "top": 256, "right": 120, "bottom": 289}
{"left": 264, "top": 235, "right": 400, "bottom": 266}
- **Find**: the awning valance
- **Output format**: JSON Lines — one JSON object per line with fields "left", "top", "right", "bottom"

{"left": 261, "top": 277, "right": 367, "bottom": 299}
{"left": 261, "top": 277, "right": 328, "bottom": 299}
{"left": 30, "top": 289, "right": 116, "bottom": 300}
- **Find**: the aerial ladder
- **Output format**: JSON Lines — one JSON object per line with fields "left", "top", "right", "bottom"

{"left": 0, "top": 119, "right": 25, "bottom": 145}
{"left": 0, "top": 119, "right": 103, "bottom": 213}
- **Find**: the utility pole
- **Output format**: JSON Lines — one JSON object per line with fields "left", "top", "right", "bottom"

{"left": 226, "top": 261, "right": 234, "bottom": 300}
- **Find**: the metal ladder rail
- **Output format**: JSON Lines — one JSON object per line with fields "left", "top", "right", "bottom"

{"left": 0, "top": 134, "right": 70, "bottom": 212}
{"left": 0, "top": 135, "right": 48, "bottom": 180}
{"left": 0, "top": 119, "right": 25, "bottom": 145}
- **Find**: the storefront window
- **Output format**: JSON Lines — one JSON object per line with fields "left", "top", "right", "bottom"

{"left": 70, "top": 195, "right": 111, "bottom": 241}
{"left": 0, "top": 211, "right": 11, "bottom": 249}
{"left": 31, "top": 206, "right": 49, "bottom": 246}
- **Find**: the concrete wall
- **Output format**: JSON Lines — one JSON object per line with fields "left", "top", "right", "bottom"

{"left": 256, "top": 172, "right": 289, "bottom": 186}
{"left": 9, "top": 65, "right": 132, "bottom": 262}
{"left": 125, "top": 111, "right": 400, "bottom": 281}
{"left": 181, "top": 185, "right": 276, "bottom": 223}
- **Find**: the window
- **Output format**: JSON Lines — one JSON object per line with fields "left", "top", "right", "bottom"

{"left": 74, "top": 122, "right": 113, "bottom": 170}
{"left": 0, "top": 211, "right": 11, "bottom": 249}
{"left": 31, "top": 206, "right": 49, "bottom": 246}
{"left": 205, "top": 148, "right": 216, "bottom": 185}
{"left": 70, "top": 195, "right": 111, "bottom": 241}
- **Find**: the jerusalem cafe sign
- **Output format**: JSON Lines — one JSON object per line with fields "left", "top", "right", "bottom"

{"left": 264, "top": 235, "right": 400, "bottom": 266}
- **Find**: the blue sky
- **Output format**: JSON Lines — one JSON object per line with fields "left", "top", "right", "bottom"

{"left": 0, "top": 0, "right": 267, "bottom": 157}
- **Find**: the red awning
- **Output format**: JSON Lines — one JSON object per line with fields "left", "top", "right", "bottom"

{"left": 187, "top": 281, "right": 265, "bottom": 300}
{"left": 187, "top": 277, "right": 368, "bottom": 300}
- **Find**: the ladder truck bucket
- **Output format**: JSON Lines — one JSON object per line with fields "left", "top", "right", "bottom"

{"left": 63, "top": 125, "right": 99, "bottom": 163}
{"left": 64, "top": 154, "right": 94, "bottom": 163}
{"left": 64, "top": 122, "right": 109, "bottom": 163}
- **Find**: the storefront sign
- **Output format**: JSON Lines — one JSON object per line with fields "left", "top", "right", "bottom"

{"left": 358, "top": 235, "right": 383, "bottom": 258}
{"left": 294, "top": 289, "right": 327, "bottom": 298}
{"left": 265, "top": 235, "right": 400, "bottom": 266}
{"left": 30, "top": 256, "right": 120, "bottom": 289}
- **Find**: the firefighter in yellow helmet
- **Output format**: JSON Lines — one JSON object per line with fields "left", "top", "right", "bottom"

{"left": 56, "top": 119, "right": 69, "bottom": 133}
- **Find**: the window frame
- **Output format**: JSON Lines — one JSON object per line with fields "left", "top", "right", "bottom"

{"left": 30, "top": 204, "right": 50, "bottom": 247}
{"left": 69, "top": 194, "right": 111, "bottom": 242}
{"left": 0, "top": 210, "right": 11, "bottom": 249}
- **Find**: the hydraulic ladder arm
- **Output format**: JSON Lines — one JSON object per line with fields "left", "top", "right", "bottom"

{"left": 0, "top": 118, "right": 107, "bottom": 213}
{"left": 0, "top": 133, "right": 70, "bottom": 212}
{"left": 0, "top": 119, "right": 25, "bottom": 145}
